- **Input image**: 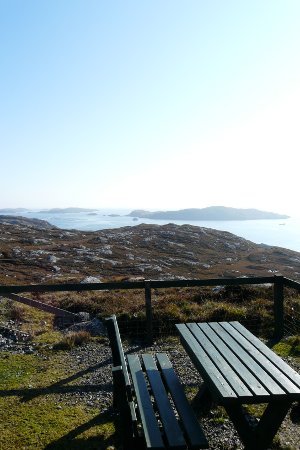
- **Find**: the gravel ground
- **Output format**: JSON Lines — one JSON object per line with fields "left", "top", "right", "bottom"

{"left": 1, "top": 331, "right": 300, "bottom": 449}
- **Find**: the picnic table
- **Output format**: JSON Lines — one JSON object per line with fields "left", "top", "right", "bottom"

{"left": 176, "top": 321, "right": 300, "bottom": 450}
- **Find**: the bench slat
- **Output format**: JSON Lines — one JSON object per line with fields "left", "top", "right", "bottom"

{"left": 156, "top": 353, "right": 209, "bottom": 449}
{"left": 176, "top": 323, "right": 237, "bottom": 401}
{"left": 218, "top": 322, "right": 300, "bottom": 396}
{"left": 187, "top": 323, "right": 253, "bottom": 399}
{"left": 230, "top": 321, "right": 300, "bottom": 389}
{"left": 127, "top": 354, "right": 165, "bottom": 450}
{"left": 207, "top": 322, "right": 286, "bottom": 397}
{"left": 142, "top": 354, "right": 187, "bottom": 449}
{"left": 197, "top": 322, "right": 269, "bottom": 397}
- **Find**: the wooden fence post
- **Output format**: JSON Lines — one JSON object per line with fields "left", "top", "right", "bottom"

{"left": 145, "top": 280, "right": 153, "bottom": 344}
{"left": 273, "top": 275, "right": 284, "bottom": 339}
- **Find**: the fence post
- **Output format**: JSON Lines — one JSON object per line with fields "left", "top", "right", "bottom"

{"left": 273, "top": 275, "right": 284, "bottom": 339}
{"left": 145, "top": 280, "right": 153, "bottom": 344}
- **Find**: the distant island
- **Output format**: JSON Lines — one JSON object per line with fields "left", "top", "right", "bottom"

{"left": 0, "top": 208, "right": 28, "bottom": 213}
{"left": 38, "top": 207, "right": 98, "bottom": 214}
{"left": 127, "top": 206, "right": 289, "bottom": 221}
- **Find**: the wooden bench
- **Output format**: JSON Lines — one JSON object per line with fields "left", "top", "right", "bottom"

{"left": 176, "top": 321, "right": 300, "bottom": 450}
{"left": 106, "top": 315, "right": 208, "bottom": 450}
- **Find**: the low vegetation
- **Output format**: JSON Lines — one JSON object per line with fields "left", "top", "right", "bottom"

{"left": 40, "top": 284, "right": 286, "bottom": 338}
{"left": 53, "top": 330, "right": 92, "bottom": 350}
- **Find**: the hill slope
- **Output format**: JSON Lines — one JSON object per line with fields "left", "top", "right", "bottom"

{"left": 0, "top": 220, "right": 299, "bottom": 284}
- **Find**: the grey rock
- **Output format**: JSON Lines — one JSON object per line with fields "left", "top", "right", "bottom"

{"left": 68, "top": 317, "right": 107, "bottom": 336}
{"left": 77, "top": 311, "right": 91, "bottom": 322}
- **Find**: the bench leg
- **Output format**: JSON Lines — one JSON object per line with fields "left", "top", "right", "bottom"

{"left": 112, "top": 366, "right": 122, "bottom": 408}
{"left": 112, "top": 367, "right": 136, "bottom": 448}
{"left": 225, "top": 400, "right": 292, "bottom": 450}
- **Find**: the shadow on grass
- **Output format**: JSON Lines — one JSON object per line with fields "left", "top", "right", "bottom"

{"left": 0, "top": 356, "right": 121, "bottom": 449}
{"left": 0, "top": 382, "right": 112, "bottom": 401}
{"left": 44, "top": 408, "right": 120, "bottom": 450}
{"left": 0, "top": 357, "right": 113, "bottom": 402}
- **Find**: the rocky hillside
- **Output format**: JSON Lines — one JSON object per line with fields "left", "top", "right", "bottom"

{"left": 0, "top": 214, "right": 57, "bottom": 230}
{"left": 1, "top": 217, "right": 300, "bottom": 284}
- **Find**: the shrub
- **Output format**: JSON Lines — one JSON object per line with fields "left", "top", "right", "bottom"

{"left": 53, "top": 330, "right": 91, "bottom": 350}
{"left": 7, "top": 302, "right": 26, "bottom": 322}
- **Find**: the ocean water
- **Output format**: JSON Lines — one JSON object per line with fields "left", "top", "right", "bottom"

{"left": 3, "top": 209, "right": 300, "bottom": 253}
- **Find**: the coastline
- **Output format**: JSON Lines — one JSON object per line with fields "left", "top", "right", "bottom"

{"left": 1, "top": 209, "right": 300, "bottom": 253}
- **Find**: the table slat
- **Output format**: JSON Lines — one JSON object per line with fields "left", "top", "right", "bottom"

{"left": 219, "top": 322, "right": 300, "bottom": 395}
{"left": 230, "top": 321, "right": 300, "bottom": 389}
{"left": 197, "top": 322, "right": 269, "bottom": 397}
{"left": 187, "top": 323, "right": 253, "bottom": 399}
{"left": 208, "top": 322, "right": 286, "bottom": 396}
{"left": 176, "top": 324, "right": 237, "bottom": 401}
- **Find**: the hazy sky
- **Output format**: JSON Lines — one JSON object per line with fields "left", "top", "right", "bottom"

{"left": 1, "top": 1, "right": 300, "bottom": 216}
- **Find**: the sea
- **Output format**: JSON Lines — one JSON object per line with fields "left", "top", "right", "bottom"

{"left": 3, "top": 209, "right": 300, "bottom": 253}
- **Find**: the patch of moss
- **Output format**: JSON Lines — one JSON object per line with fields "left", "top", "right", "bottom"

{"left": 0, "top": 352, "right": 67, "bottom": 390}
{"left": 243, "top": 403, "right": 266, "bottom": 418}
{"left": 208, "top": 406, "right": 228, "bottom": 424}
{"left": 272, "top": 336, "right": 300, "bottom": 359}
{"left": 33, "top": 330, "right": 63, "bottom": 345}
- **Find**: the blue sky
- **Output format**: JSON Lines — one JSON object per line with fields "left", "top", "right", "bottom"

{"left": 1, "top": 1, "right": 300, "bottom": 216}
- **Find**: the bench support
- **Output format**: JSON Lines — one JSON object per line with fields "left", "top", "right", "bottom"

{"left": 112, "top": 366, "right": 138, "bottom": 449}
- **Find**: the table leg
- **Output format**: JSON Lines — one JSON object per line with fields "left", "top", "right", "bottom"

{"left": 224, "top": 403, "right": 256, "bottom": 449}
{"left": 254, "top": 400, "right": 292, "bottom": 449}
{"left": 225, "top": 400, "right": 292, "bottom": 450}
{"left": 290, "top": 402, "right": 300, "bottom": 423}
{"left": 192, "top": 384, "right": 214, "bottom": 415}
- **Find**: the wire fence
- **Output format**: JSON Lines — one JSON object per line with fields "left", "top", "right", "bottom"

{"left": 1, "top": 275, "right": 300, "bottom": 342}
{"left": 283, "top": 289, "right": 300, "bottom": 337}
{"left": 117, "top": 284, "right": 277, "bottom": 340}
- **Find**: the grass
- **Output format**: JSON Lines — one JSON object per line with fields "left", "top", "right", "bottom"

{"left": 0, "top": 395, "right": 115, "bottom": 450}
{"left": 1, "top": 299, "right": 57, "bottom": 340}
{"left": 0, "top": 301, "right": 117, "bottom": 450}
{"left": 0, "top": 350, "right": 117, "bottom": 450}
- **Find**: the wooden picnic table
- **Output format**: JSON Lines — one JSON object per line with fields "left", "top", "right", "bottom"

{"left": 176, "top": 321, "right": 300, "bottom": 450}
